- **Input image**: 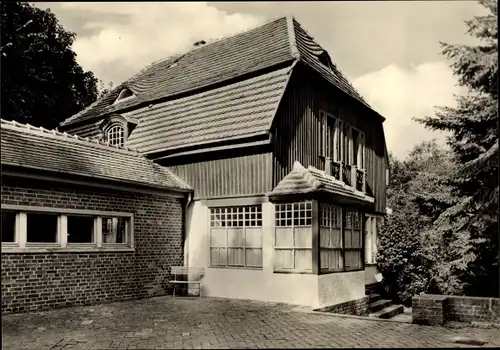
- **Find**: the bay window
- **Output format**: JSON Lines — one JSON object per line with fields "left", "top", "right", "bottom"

{"left": 274, "top": 202, "right": 313, "bottom": 272}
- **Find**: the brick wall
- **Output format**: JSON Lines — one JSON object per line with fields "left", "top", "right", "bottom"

{"left": 413, "top": 294, "right": 500, "bottom": 326}
{"left": 314, "top": 296, "right": 370, "bottom": 316}
{"left": 1, "top": 176, "right": 185, "bottom": 314}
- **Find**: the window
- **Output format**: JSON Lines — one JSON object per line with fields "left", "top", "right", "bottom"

{"left": 102, "top": 217, "right": 127, "bottom": 244}
{"left": 274, "top": 202, "right": 313, "bottom": 272}
{"left": 1, "top": 211, "right": 16, "bottom": 243}
{"left": 209, "top": 206, "right": 263, "bottom": 268}
{"left": 365, "top": 215, "right": 378, "bottom": 264}
{"left": 113, "top": 88, "right": 135, "bottom": 104}
{"left": 344, "top": 209, "right": 363, "bottom": 269}
{"left": 320, "top": 204, "right": 343, "bottom": 271}
{"left": 1, "top": 207, "right": 133, "bottom": 251}
{"left": 352, "top": 128, "right": 365, "bottom": 169}
{"left": 107, "top": 124, "right": 124, "bottom": 147}
{"left": 67, "top": 215, "right": 95, "bottom": 244}
{"left": 319, "top": 205, "right": 364, "bottom": 273}
{"left": 320, "top": 111, "right": 338, "bottom": 160}
{"left": 27, "top": 213, "right": 58, "bottom": 243}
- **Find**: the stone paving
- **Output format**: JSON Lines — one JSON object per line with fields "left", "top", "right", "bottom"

{"left": 2, "top": 296, "right": 500, "bottom": 349}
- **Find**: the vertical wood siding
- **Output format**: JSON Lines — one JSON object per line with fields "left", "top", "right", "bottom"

{"left": 167, "top": 152, "right": 272, "bottom": 199}
{"left": 272, "top": 65, "right": 387, "bottom": 213}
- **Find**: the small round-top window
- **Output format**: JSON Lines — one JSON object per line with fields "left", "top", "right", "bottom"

{"left": 107, "top": 125, "right": 124, "bottom": 146}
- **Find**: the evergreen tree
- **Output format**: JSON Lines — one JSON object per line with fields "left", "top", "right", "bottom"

{"left": 415, "top": 0, "right": 498, "bottom": 297}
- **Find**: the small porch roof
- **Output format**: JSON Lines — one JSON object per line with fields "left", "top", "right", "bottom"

{"left": 267, "top": 161, "right": 375, "bottom": 205}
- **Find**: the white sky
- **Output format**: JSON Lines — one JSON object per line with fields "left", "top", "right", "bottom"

{"left": 35, "top": 1, "right": 485, "bottom": 160}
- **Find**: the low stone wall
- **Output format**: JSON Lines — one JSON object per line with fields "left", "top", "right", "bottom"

{"left": 413, "top": 294, "right": 500, "bottom": 326}
{"left": 314, "top": 296, "right": 370, "bottom": 316}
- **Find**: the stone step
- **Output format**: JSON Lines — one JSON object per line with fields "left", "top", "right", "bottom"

{"left": 369, "top": 304, "right": 404, "bottom": 319}
{"left": 369, "top": 299, "right": 392, "bottom": 313}
{"left": 368, "top": 294, "right": 381, "bottom": 303}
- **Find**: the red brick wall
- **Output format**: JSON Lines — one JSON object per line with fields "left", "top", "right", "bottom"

{"left": 1, "top": 176, "right": 185, "bottom": 314}
{"left": 413, "top": 294, "right": 500, "bottom": 326}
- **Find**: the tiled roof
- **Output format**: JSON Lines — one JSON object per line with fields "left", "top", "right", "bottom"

{"left": 0, "top": 119, "right": 192, "bottom": 192}
{"left": 60, "top": 16, "right": 293, "bottom": 128}
{"left": 268, "top": 161, "right": 374, "bottom": 204}
{"left": 291, "top": 18, "right": 370, "bottom": 108}
{"left": 60, "top": 15, "right": 377, "bottom": 130}
{"left": 125, "top": 66, "right": 292, "bottom": 154}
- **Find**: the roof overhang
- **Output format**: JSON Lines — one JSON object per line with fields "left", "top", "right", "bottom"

{"left": 1, "top": 163, "right": 192, "bottom": 197}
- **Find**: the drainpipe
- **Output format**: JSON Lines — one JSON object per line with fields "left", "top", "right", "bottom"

{"left": 183, "top": 192, "right": 193, "bottom": 266}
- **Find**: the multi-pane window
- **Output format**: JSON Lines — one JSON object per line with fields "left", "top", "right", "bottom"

{"left": 352, "top": 128, "right": 365, "bottom": 169}
{"left": 320, "top": 204, "right": 343, "bottom": 271}
{"left": 274, "top": 202, "right": 313, "bottom": 272}
{"left": 319, "top": 205, "right": 364, "bottom": 273}
{"left": 1, "top": 208, "right": 133, "bottom": 250}
{"left": 344, "top": 209, "right": 363, "bottom": 269}
{"left": 209, "top": 206, "right": 263, "bottom": 268}
{"left": 107, "top": 125, "right": 124, "bottom": 146}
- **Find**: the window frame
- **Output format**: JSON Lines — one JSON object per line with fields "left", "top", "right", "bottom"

{"left": 106, "top": 123, "right": 125, "bottom": 147}
{"left": 208, "top": 205, "right": 263, "bottom": 269}
{"left": 1, "top": 205, "right": 134, "bottom": 253}
{"left": 319, "top": 204, "right": 364, "bottom": 275}
{"left": 274, "top": 201, "right": 313, "bottom": 273}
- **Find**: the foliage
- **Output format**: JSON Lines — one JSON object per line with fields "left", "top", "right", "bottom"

{"left": 377, "top": 141, "right": 456, "bottom": 305}
{"left": 1, "top": 2, "right": 99, "bottom": 129}
{"left": 414, "top": 0, "right": 498, "bottom": 297}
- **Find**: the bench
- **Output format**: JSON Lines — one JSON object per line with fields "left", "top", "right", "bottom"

{"left": 170, "top": 266, "right": 205, "bottom": 298}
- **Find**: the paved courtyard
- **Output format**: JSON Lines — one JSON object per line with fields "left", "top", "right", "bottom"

{"left": 2, "top": 296, "right": 500, "bottom": 349}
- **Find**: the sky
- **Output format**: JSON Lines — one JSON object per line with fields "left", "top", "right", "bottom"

{"left": 35, "top": 1, "right": 488, "bottom": 160}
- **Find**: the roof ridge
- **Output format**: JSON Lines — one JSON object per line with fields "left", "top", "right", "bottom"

{"left": 0, "top": 119, "right": 140, "bottom": 156}
{"left": 286, "top": 14, "right": 300, "bottom": 60}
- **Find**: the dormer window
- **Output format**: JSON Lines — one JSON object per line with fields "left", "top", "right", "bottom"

{"left": 107, "top": 124, "right": 124, "bottom": 146}
{"left": 100, "top": 114, "right": 138, "bottom": 147}
{"left": 318, "top": 51, "right": 332, "bottom": 70}
{"left": 113, "top": 88, "right": 135, "bottom": 105}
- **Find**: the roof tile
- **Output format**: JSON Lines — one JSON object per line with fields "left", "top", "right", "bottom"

{"left": 1, "top": 119, "right": 191, "bottom": 192}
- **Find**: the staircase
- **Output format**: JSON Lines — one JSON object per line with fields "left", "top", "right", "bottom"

{"left": 368, "top": 294, "right": 405, "bottom": 320}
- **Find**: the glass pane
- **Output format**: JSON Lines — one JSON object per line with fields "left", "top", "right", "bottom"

{"left": 228, "top": 248, "right": 244, "bottom": 266}
{"left": 67, "top": 216, "right": 94, "bottom": 243}
{"left": 245, "top": 228, "right": 262, "bottom": 248}
{"left": 275, "top": 249, "right": 293, "bottom": 270}
{"left": 210, "top": 228, "right": 226, "bottom": 247}
{"left": 275, "top": 227, "right": 293, "bottom": 247}
{"left": 320, "top": 249, "right": 329, "bottom": 269}
{"left": 210, "top": 248, "right": 227, "bottom": 266}
{"left": 294, "top": 249, "right": 312, "bottom": 271}
{"left": 319, "top": 227, "right": 330, "bottom": 248}
{"left": 345, "top": 250, "right": 362, "bottom": 268}
{"left": 102, "top": 217, "right": 127, "bottom": 243}
{"left": 27, "top": 213, "right": 58, "bottom": 243}
{"left": 352, "top": 229, "right": 362, "bottom": 248}
{"left": 1, "top": 211, "right": 16, "bottom": 243}
{"left": 227, "top": 228, "right": 244, "bottom": 247}
{"left": 294, "top": 227, "right": 312, "bottom": 248}
{"left": 329, "top": 249, "right": 342, "bottom": 269}
{"left": 245, "top": 248, "right": 262, "bottom": 267}
{"left": 330, "top": 228, "right": 342, "bottom": 248}
{"left": 344, "top": 229, "right": 352, "bottom": 248}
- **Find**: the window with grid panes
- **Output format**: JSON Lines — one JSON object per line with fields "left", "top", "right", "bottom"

{"left": 107, "top": 124, "right": 124, "bottom": 146}
{"left": 274, "top": 202, "right": 313, "bottom": 272}
{"left": 344, "top": 209, "right": 363, "bottom": 269}
{"left": 209, "top": 206, "right": 263, "bottom": 268}
{"left": 320, "top": 204, "right": 343, "bottom": 271}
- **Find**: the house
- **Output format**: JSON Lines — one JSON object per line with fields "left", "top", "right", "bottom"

{"left": 1, "top": 15, "right": 388, "bottom": 313}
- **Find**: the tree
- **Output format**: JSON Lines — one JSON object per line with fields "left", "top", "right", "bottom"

{"left": 414, "top": 0, "right": 498, "bottom": 297}
{"left": 1, "top": 2, "right": 99, "bottom": 129}
{"left": 377, "top": 141, "right": 456, "bottom": 305}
